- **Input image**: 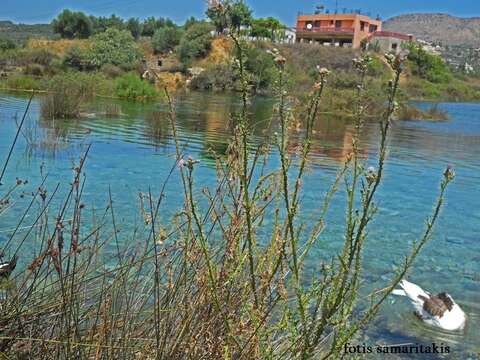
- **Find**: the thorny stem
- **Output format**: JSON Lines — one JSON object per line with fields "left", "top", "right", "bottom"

{"left": 231, "top": 33, "right": 259, "bottom": 309}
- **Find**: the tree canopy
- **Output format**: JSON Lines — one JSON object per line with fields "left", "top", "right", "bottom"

{"left": 52, "top": 9, "right": 93, "bottom": 39}
{"left": 177, "top": 22, "right": 214, "bottom": 64}
{"left": 206, "top": 0, "right": 253, "bottom": 33}
{"left": 126, "top": 18, "right": 142, "bottom": 39}
{"left": 404, "top": 42, "right": 452, "bottom": 83}
{"left": 90, "top": 15, "right": 125, "bottom": 34}
{"left": 250, "top": 17, "right": 284, "bottom": 41}
{"left": 141, "top": 17, "right": 176, "bottom": 37}
{"left": 152, "top": 27, "right": 183, "bottom": 54}
{"left": 87, "top": 28, "right": 142, "bottom": 69}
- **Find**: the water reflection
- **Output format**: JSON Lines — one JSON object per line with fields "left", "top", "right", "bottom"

{"left": 26, "top": 92, "right": 375, "bottom": 166}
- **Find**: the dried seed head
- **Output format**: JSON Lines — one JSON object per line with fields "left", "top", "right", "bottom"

{"left": 365, "top": 166, "right": 377, "bottom": 185}
{"left": 385, "top": 52, "right": 406, "bottom": 72}
{"left": 274, "top": 55, "right": 286, "bottom": 68}
{"left": 316, "top": 66, "right": 330, "bottom": 76}
{"left": 444, "top": 165, "right": 455, "bottom": 180}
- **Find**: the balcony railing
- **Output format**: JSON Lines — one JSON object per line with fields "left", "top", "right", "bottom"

{"left": 368, "top": 31, "right": 414, "bottom": 41}
{"left": 296, "top": 27, "right": 355, "bottom": 34}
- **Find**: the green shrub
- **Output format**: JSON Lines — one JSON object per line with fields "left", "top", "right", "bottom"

{"left": 41, "top": 72, "right": 113, "bottom": 119}
{"left": 405, "top": 42, "right": 452, "bottom": 83}
{"left": 63, "top": 45, "right": 90, "bottom": 70}
{"left": 244, "top": 45, "right": 276, "bottom": 91}
{"left": 177, "top": 22, "right": 214, "bottom": 64}
{"left": 100, "top": 64, "right": 125, "bottom": 78}
{"left": 87, "top": 28, "right": 142, "bottom": 70}
{"left": 187, "top": 42, "right": 275, "bottom": 92}
{"left": 3, "top": 74, "right": 40, "bottom": 90}
{"left": 47, "top": 72, "right": 113, "bottom": 99}
{"left": 23, "top": 64, "right": 45, "bottom": 76}
{"left": 115, "top": 73, "right": 158, "bottom": 100}
{"left": 152, "top": 27, "right": 183, "bottom": 54}
{"left": 0, "top": 37, "right": 16, "bottom": 51}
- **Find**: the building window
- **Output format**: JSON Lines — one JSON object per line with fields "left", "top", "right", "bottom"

{"left": 391, "top": 43, "right": 398, "bottom": 51}
{"left": 369, "top": 24, "right": 378, "bottom": 33}
{"left": 158, "top": 59, "right": 163, "bottom": 67}
{"left": 335, "top": 20, "right": 342, "bottom": 28}
{"left": 360, "top": 21, "right": 365, "bottom": 31}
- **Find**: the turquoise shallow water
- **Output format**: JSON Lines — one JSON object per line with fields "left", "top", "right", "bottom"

{"left": 0, "top": 92, "right": 479, "bottom": 358}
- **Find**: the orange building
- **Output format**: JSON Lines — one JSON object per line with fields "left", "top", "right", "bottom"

{"left": 296, "top": 13, "right": 382, "bottom": 49}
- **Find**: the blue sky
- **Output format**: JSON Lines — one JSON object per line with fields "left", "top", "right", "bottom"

{"left": 2, "top": 0, "right": 480, "bottom": 25}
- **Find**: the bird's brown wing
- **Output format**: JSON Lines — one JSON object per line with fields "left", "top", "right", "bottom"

{"left": 422, "top": 293, "right": 453, "bottom": 318}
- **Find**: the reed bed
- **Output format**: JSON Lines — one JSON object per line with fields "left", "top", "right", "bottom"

{"left": 0, "top": 27, "right": 454, "bottom": 360}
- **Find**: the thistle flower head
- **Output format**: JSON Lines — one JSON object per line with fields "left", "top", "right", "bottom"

{"left": 316, "top": 66, "right": 330, "bottom": 76}
{"left": 267, "top": 48, "right": 286, "bottom": 69}
{"left": 444, "top": 165, "right": 455, "bottom": 181}
{"left": 315, "top": 65, "right": 330, "bottom": 87}
{"left": 353, "top": 55, "right": 372, "bottom": 73}
{"left": 365, "top": 166, "right": 377, "bottom": 185}
{"left": 385, "top": 52, "right": 407, "bottom": 72}
{"left": 274, "top": 55, "right": 287, "bottom": 68}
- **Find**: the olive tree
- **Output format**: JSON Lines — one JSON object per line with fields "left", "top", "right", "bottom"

{"left": 52, "top": 9, "right": 93, "bottom": 39}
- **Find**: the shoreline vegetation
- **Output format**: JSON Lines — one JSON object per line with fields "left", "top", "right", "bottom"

{"left": 0, "top": 2, "right": 458, "bottom": 358}
{"left": 1, "top": 6, "right": 480, "bottom": 121}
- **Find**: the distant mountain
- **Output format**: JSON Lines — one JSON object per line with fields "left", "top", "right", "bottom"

{"left": 0, "top": 21, "right": 54, "bottom": 43}
{"left": 384, "top": 13, "right": 480, "bottom": 48}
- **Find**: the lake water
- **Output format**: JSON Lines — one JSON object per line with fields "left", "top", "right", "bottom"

{"left": 0, "top": 91, "right": 479, "bottom": 359}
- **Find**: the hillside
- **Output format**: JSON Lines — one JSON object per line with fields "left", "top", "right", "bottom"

{"left": 0, "top": 20, "right": 54, "bottom": 44}
{"left": 384, "top": 13, "right": 480, "bottom": 47}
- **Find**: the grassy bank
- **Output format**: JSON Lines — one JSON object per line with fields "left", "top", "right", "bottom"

{"left": 2, "top": 27, "right": 479, "bottom": 121}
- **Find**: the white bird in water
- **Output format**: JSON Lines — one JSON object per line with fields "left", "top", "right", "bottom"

{"left": 392, "top": 280, "right": 467, "bottom": 331}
